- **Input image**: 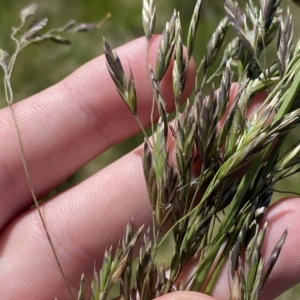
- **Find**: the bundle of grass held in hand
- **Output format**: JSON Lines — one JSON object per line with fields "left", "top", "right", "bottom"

{"left": 2, "top": 0, "right": 300, "bottom": 299}
{"left": 91, "top": 0, "right": 300, "bottom": 299}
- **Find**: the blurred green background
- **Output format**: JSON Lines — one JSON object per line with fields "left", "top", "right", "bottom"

{"left": 0, "top": 0, "right": 299, "bottom": 298}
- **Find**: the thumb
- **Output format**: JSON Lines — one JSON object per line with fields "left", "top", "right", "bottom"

{"left": 155, "top": 291, "right": 216, "bottom": 300}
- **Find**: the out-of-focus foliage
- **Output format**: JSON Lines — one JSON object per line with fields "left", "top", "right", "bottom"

{"left": 0, "top": 0, "right": 225, "bottom": 106}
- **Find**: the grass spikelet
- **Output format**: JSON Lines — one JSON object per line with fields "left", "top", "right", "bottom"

{"left": 260, "top": 229, "right": 287, "bottom": 289}
{"left": 156, "top": 11, "right": 177, "bottom": 81}
{"left": 260, "top": 0, "right": 281, "bottom": 31}
{"left": 175, "top": 100, "right": 196, "bottom": 184}
{"left": 225, "top": 0, "right": 255, "bottom": 57}
{"left": 103, "top": 39, "right": 136, "bottom": 114}
{"left": 20, "top": 3, "right": 38, "bottom": 21}
{"left": 204, "top": 16, "right": 229, "bottom": 74}
{"left": 143, "top": 140, "right": 158, "bottom": 209}
{"left": 21, "top": 18, "right": 48, "bottom": 41}
{"left": 173, "top": 15, "right": 186, "bottom": 105}
{"left": 142, "top": 0, "right": 156, "bottom": 42}
{"left": 150, "top": 68, "right": 168, "bottom": 128}
{"left": 277, "top": 7, "right": 293, "bottom": 78}
{"left": 78, "top": 274, "right": 86, "bottom": 300}
{"left": 217, "top": 59, "right": 232, "bottom": 120}
{"left": 195, "top": 88, "right": 218, "bottom": 163}
{"left": 186, "top": 0, "right": 202, "bottom": 63}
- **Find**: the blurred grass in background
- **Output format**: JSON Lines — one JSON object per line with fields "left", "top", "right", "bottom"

{"left": 0, "top": 0, "right": 299, "bottom": 298}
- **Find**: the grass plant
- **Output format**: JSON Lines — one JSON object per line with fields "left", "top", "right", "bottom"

{"left": 101, "top": 0, "right": 300, "bottom": 299}
{"left": 2, "top": 1, "right": 300, "bottom": 299}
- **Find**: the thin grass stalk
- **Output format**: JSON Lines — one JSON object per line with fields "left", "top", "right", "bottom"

{"left": 0, "top": 6, "right": 111, "bottom": 299}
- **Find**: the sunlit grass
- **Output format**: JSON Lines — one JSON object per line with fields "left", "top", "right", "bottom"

{"left": 1, "top": 1, "right": 300, "bottom": 299}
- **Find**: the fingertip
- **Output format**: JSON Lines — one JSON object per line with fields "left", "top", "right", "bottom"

{"left": 259, "top": 197, "right": 300, "bottom": 299}
{"left": 228, "top": 82, "right": 268, "bottom": 114}
{"left": 155, "top": 291, "right": 216, "bottom": 300}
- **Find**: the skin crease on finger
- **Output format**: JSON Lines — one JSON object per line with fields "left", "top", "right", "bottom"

{"left": 0, "top": 34, "right": 195, "bottom": 231}
{"left": 0, "top": 36, "right": 195, "bottom": 299}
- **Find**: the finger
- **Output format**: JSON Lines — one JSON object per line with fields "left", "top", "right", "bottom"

{"left": 0, "top": 146, "right": 152, "bottom": 299}
{"left": 155, "top": 291, "right": 216, "bottom": 300}
{"left": 174, "top": 198, "right": 300, "bottom": 300}
{"left": 221, "top": 82, "right": 268, "bottom": 127}
{"left": 256, "top": 197, "right": 300, "bottom": 299}
{"left": 0, "top": 35, "right": 196, "bottom": 229}
{"left": 0, "top": 86, "right": 267, "bottom": 299}
{"left": 0, "top": 84, "right": 268, "bottom": 299}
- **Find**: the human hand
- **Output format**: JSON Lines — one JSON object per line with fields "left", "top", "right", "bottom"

{"left": 0, "top": 36, "right": 299, "bottom": 300}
